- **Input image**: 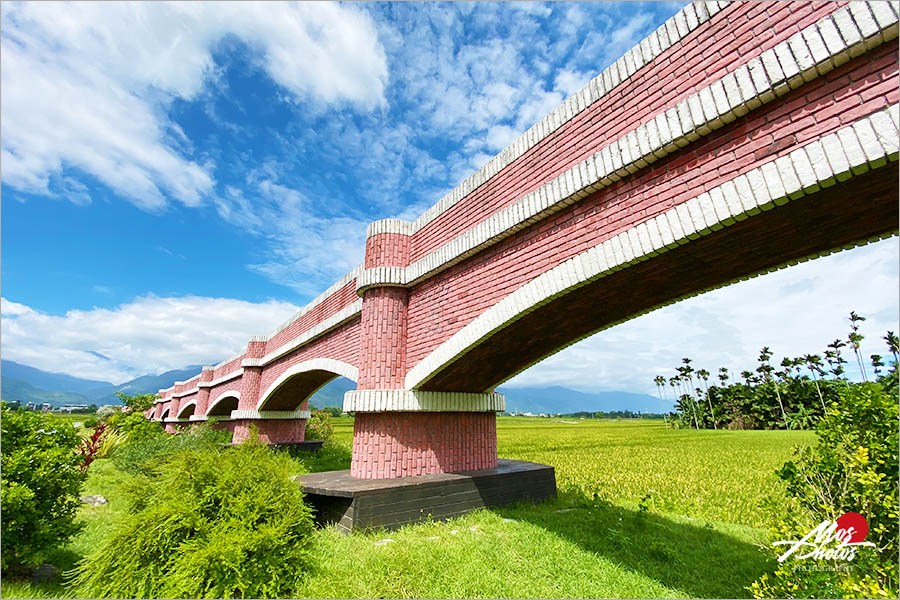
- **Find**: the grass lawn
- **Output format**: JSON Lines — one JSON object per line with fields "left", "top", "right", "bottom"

{"left": 2, "top": 418, "right": 813, "bottom": 599}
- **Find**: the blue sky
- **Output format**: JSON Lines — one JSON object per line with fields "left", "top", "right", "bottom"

{"left": 2, "top": 2, "right": 898, "bottom": 392}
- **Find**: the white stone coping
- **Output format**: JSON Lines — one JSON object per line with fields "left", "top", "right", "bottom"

{"left": 343, "top": 389, "right": 506, "bottom": 413}
{"left": 163, "top": 417, "right": 191, "bottom": 424}
{"left": 242, "top": 301, "right": 362, "bottom": 368}
{"left": 405, "top": 103, "right": 900, "bottom": 389}
{"left": 230, "top": 410, "right": 312, "bottom": 420}
{"left": 188, "top": 415, "right": 208, "bottom": 422}
{"left": 354, "top": 4, "right": 898, "bottom": 296}
{"left": 405, "top": 1, "right": 735, "bottom": 235}
{"left": 355, "top": 266, "right": 407, "bottom": 293}
{"left": 257, "top": 358, "right": 359, "bottom": 410}
{"left": 197, "top": 369, "right": 243, "bottom": 389}
{"left": 172, "top": 386, "right": 199, "bottom": 399}
{"left": 367, "top": 218, "right": 415, "bottom": 238}
{"left": 264, "top": 265, "right": 362, "bottom": 340}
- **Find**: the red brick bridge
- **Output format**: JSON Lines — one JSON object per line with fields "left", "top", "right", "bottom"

{"left": 151, "top": 1, "right": 899, "bottom": 480}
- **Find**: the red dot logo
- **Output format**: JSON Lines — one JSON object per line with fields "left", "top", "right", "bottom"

{"left": 836, "top": 512, "right": 868, "bottom": 544}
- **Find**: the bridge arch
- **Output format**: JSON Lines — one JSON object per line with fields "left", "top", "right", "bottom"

{"left": 176, "top": 401, "right": 196, "bottom": 419}
{"left": 206, "top": 391, "right": 240, "bottom": 417}
{"left": 159, "top": 407, "right": 170, "bottom": 422}
{"left": 257, "top": 358, "right": 358, "bottom": 411}
{"left": 406, "top": 146, "right": 898, "bottom": 392}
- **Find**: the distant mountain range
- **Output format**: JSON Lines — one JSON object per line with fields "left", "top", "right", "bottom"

{"left": 1, "top": 359, "right": 670, "bottom": 414}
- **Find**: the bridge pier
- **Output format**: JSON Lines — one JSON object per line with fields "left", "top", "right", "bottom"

{"left": 230, "top": 410, "right": 311, "bottom": 444}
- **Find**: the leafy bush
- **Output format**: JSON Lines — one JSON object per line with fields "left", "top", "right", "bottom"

{"left": 81, "top": 416, "right": 99, "bottom": 429}
{"left": 751, "top": 382, "right": 899, "bottom": 598}
{"left": 71, "top": 436, "right": 315, "bottom": 598}
{"left": 305, "top": 410, "right": 333, "bottom": 441}
{"left": 1, "top": 404, "right": 86, "bottom": 574}
{"left": 115, "top": 391, "right": 156, "bottom": 413}
{"left": 110, "top": 422, "right": 230, "bottom": 475}
{"left": 105, "top": 410, "right": 162, "bottom": 440}
{"left": 95, "top": 405, "right": 120, "bottom": 421}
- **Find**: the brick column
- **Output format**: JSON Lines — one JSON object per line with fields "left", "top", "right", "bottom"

{"left": 191, "top": 367, "right": 214, "bottom": 424}
{"left": 351, "top": 220, "right": 504, "bottom": 479}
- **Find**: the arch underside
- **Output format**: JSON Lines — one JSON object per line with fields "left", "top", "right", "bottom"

{"left": 177, "top": 402, "right": 195, "bottom": 419}
{"left": 419, "top": 163, "right": 899, "bottom": 392}
{"left": 207, "top": 395, "right": 238, "bottom": 416}
{"left": 258, "top": 370, "right": 340, "bottom": 411}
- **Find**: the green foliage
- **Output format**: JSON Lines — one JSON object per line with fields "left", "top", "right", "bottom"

{"left": 304, "top": 409, "right": 334, "bottom": 441}
{"left": 71, "top": 437, "right": 315, "bottom": 599}
{"left": 81, "top": 416, "right": 99, "bottom": 429}
{"left": 751, "top": 382, "right": 900, "bottom": 598}
{"left": 657, "top": 315, "right": 898, "bottom": 431}
{"left": 94, "top": 405, "right": 119, "bottom": 421}
{"left": 114, "top": 391, "right": 156, "bottom": 413}
{"left": 319, "top": 406, "right": 343, "bottom": 418}
{"left": 110, "top": 423, "right": 231, "bottom": 475}
{"left": 0, "top": 404, "right": 86, "bottom": 573}
{"left": 104, "top": 410, "right": 162, "bottom": 440}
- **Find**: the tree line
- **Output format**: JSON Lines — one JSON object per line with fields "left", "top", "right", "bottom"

{"left": 653, "top": 312, "right": 899, "bottom": 430}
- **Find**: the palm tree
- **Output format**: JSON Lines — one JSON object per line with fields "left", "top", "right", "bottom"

{"left": 758, "top": 347, "right": 789, "bottom": 429}
{"left": 697, "top": 368, "right": 716, "bottom": 429}
{"left": 884, "top": 331, "right": 899, "bottom": 365}
{"left": 871, "top": 354, "right": 884, "bottom": 378}
{"left": 653, "top": 375, "right": 667, "bottom": 407}
{"left": 847, "top": 311, "right": 867, "bottom": 382}
{"left": 718, "top": 367, "right": 730, "bottom": 386}
{"left": 825, "top": 339, "right": 847, "bottom": 381}
{"left": 803, "top": 353, "right": 826, "bottom": 411}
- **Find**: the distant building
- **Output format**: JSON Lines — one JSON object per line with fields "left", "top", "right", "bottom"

{"left": 40, "top": 403, "right": 53, "bottom": 412}
{"left": 25, "top": 402, "right": 37, "bottom": 411}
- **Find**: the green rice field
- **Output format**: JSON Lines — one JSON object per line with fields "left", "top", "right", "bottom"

{"left": 3, "top": 417, "right": 814, "bottom": 599}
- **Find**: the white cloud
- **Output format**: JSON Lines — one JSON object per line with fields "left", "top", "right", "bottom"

{"left": 0, "top": 2, "right": 387, "bottom": 211}
{"left": 1, "top": 295, "right": 299, "bottom": 384}
{"left": 506, "top": 238, "right": 900, "bottom": 396}
{"left": 215, "top": 180, "right": 368, "bottom": 296}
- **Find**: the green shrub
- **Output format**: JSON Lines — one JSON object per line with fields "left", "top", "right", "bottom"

{"left": 110, "top": 422, "right": 230, "bottom": 475}
{"left": 81, "top": 416, "right": 99, "bottom": 429}
{"left": 305, "top": 410, "right": 334, "bottom": 441}
{"left": 0, "top": 404, "right": 86, "bottom": 574}
{"left": 71, "top": 436, "right": 315, "bottom": 598}
{"left": 751, "top": 382, "right": 899, "bottom": 598}
{"left": 105, "top": 410, "right": 162, "bottom": 440}
{"left": 95, "top": 405, "right": 119, "bottom": 421}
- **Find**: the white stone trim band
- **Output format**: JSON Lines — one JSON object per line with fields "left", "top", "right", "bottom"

{"left": 257, "top": 358, "right": 359, "bottom": 410}
{"left": 343, "top": 389, "right": 506, "bottom": 413}
{"left": 230, "top": 410, "right": 312, "bottom": 420}
{"left": 367, "top": 218, "right": 415, "bottom": 237}
{"left": 242, "top": 300, "right": 362, "bottom": 368}
{"left": 188, "top": 415, "right": 208, "bottom": 422}
{"left": 356, "top": 3, "right": 898, "bottom": 295}
{"left": 197, "top": 369, "right": 244, "bottom": 389}
{"left": 163, "top": 418, "right": 191, "bottom": 424}
{"left": 406, "top": 1, "right": 733, "bottom": 235}
{"left": 405, "top": 104, "right": 900, "bottom": 389}
{"left": 172, "top": 386, "right": 199, "bottom": 399}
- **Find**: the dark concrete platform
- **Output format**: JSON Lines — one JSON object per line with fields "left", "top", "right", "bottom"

{"left": 299, "top": 459, "right": 556, "bottom": 533}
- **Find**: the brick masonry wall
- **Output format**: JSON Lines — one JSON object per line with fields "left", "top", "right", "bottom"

{"left": 350, "top": 411, "right": 497, "bottom": 478}
{"left": 407, "top": 2, "right": 847, "bottom": 263}
{"left": 232, "top": 418, "right": 307, "bottom": 444}
{"left": 405, "top": 39, "right": 898, "bottom": 371}
{"left": 358, "top": 287, "right": 408, "bottom": 389}
{"left": 257, "top": 319, "right": 360, "bottom": 401}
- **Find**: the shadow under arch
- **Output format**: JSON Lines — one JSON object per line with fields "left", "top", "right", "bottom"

{"left": 257, "top": 358, "right": 358, "bottom": 412}
{"left": 158, "top": 408, "right": 170, "bottom": 422}
{"left": 206, "top": 391, "right": 239, "bottom": 417}
{"left": 176, "top": 401, "right": 196, "bottom": 419}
